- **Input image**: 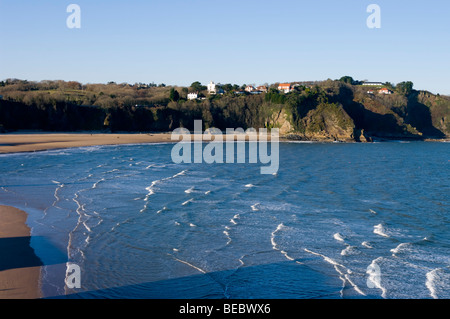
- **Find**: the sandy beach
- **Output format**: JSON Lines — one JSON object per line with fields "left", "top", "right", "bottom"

{"left": 0, "top": 132, "right": 176, "bottom": 154}
{"left": 0, "top": 205, "right": 42, "bottom": 299}
{"left": 0, "top": 131, "right": 283, "bottom": 154}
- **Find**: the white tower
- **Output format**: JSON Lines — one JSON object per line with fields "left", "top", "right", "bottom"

{"left": 207, "top": 81, "right": 216, "bottom": 94}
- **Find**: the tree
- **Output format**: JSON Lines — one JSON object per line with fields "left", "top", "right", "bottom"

{"left": 384, "top": 82, "right": 395, "bottom": 90}
{"left": 169, "top": 88, "right": 180, "bottom": 101}
{"left": 222, "top": 84, "right": 233, "bottom": 93}
{"left": 339, "top": 76, "right": 354, "bottom": 85}
{"left": 396, "top": 81, "right": 414, "bottom": 96}
{"left": 190, "top": 81, "right": 206, "bottom": 92}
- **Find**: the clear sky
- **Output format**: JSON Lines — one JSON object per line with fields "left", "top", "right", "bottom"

{"left": 0, "top": 0, "right": 449, "bottom": 94}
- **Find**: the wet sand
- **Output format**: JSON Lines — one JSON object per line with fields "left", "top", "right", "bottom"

{"left": 0, "top": 205, "right": 42, "bottom": 299}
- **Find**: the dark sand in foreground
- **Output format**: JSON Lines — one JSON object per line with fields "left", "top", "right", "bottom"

{"left": 0, "top": 205, "right": 42, "bottom": 299}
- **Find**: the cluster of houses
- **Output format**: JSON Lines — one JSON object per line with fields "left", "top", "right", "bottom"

{"left": 186, "top": 80, "right": 393, "bottom": 100}
{"left": 187, "top": 81, "right": 297, "bottom": 100}
{"left": 362, "top": 81, "right": 393, "bottom": 95}
{"left": 367, "top": 87, "right": 393, "bottom": 95}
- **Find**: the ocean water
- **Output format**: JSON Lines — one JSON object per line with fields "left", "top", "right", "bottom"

{"left": 0, "top": 141, "right": 449, "bottom": 299}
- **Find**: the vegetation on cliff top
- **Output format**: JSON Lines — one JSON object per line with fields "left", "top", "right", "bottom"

{"left": 0, "top": 78, "right": 449, "bottom": 141}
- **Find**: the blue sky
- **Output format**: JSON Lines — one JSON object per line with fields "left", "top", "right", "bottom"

{"left": 0, "top": 0, "right": 449, "bottom": 94}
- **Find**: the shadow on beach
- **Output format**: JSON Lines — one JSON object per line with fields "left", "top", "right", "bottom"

{"left": 0, "top": 236, "right": 44, "bottom": 272}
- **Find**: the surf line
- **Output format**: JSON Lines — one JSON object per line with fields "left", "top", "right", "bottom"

{"left": 271, "top": 223, "right": 302, "bottom": 264}
{"left": 305, "top": 248, "right": 366, "bottom": 297}
{"left": 170, "top": 120, "right": 279, "bottom": 175}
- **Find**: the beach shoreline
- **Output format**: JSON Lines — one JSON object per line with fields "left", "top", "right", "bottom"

{"left": 0, "top": 132, "right": 176, "bottom": 154}
{"left": 0, "top": 205, "right": 42, "bottom": 299}
{"left": 0, "top": 131, "right": 289, "bottom": 154}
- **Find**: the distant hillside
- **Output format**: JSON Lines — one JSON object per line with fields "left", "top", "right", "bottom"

{"left": 1, "top": 79, "right": 449, "bottom": 141}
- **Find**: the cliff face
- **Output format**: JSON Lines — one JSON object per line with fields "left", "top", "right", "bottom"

{"left": 269, "top": 83, "right": 450, "bottom": 142}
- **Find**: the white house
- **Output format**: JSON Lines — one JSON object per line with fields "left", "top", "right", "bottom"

{"left": 363, "top": 81, "right": 384, "bottom": 86}
{"left": 278, "top": 83, "right": 292, "bottom": 93}
{"left": 245, "top": 85, "right": 256, "bottom": 92}
{"left": 256, "top": 86, "right": 268, "bottom": 93}
{"left": 187, "top": 92, "right": 198, "bottom": 100}
{"left": 207, "top": 81, "right": 216, "bottom": 94}
{"left": 379, "top": 88, "right": 393, "bottom": 95}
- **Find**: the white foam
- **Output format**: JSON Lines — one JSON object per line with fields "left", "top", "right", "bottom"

{"left": 426, "top": 269, "right": 440, "bottom": 299}
{"left": 171, "top": 256, "right": 206, "bottom": 274}
{"left": 182, "top": 198, "right": 194, "bottom": 206}
{"left": 156, "top": 206, "right": 168, "bottom": 214}
{"left": 367, "top": 257, "right": 387, "bottom": 298}
{"left": 369, "top": 209, "right": 377, "bottom": 214}
{"left": 341, "top": 245, "right": 359, "bottom": 256}
{"left": 362, "top": 241, "right": 373, "bottom": 249}
{"left": 251, "top": 203, "right": 260, "bottom": 211}
{"left": 189, "top": 223, "right": 197, "bottom": 227}
{"left": 270, "top": 224, "right": 300, "bottom": 263}
{"left": 173, "top": 170, "right": 187, "bottom": 178}
{"left": 270, "top": 223, "right": 284, "bottom": 250}
{"left": 184, "top": 187, "right": 195, "bottom": 194}
{"left": 244, "top": 184, "right": 255, "bottom": 188}
{"left": 304, "top": 248, "right": 366, "bottom": 297}
{"left": 374, "top": 224, "right": 390, "bottom": 238}
{"left": 280, "top": 250, "right": 296, "bottom": 261}
{"left": 390, "top": 242, "right": 411, "bottom": 256}
{"left": 92, "top": 178, "right": 105, "bottom": 189}
{"left": 333, "top": 233, "right": 345, "bottom": 242}
{"left": 230, "top": 214, "right": 239, "bottom": 225}
{"left": 204, "top": 190, "right": 211, "bottom": 195}
{"left": 223, "top": 230, "right": 232, "bottom": 245}
{"left": 140, "top": 179, "right": 159, "bottom": 213}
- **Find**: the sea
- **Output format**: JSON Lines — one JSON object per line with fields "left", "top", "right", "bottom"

{"left": 0, "top": 141, "right": 449, "bottom": 299}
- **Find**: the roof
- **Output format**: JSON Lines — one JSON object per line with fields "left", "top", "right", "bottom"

{"left": 278, "top": 83, "right": 291, "bottom": 87}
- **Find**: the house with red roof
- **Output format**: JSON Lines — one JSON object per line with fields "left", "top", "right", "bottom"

{"left": 278, "top": 83, "right": 292, "bottom": 93}
{"left": 379, "top": 88, "right": 393, "bottom": 95}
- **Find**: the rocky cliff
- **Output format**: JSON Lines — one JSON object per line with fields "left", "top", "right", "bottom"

{"left": 268, "top": 81, "right": 450, "bottom": 142}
